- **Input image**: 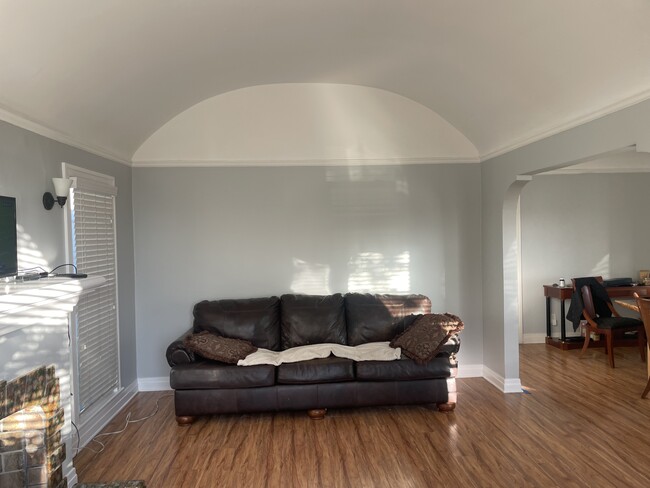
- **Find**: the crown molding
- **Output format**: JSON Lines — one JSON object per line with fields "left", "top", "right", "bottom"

{"left": 0, "top": 106, "right": 131, "bottom": 166}
{"left": 7, "top": 84, "right": 650, "bottom": 168}
{"left": 541, "top": 166, "right": 650, "bottom": 175}
{"left": 480, "top": 88, "right": 650, "bottom": 162}
{"left": 131, "top": 156, "right": 480, "bottom": 168}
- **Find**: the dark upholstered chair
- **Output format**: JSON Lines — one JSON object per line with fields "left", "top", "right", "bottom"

{"left": 634, "top": 294, "right": 650, "bottom": 398}
{"left": 578, "top": 283, "right": 645, "bottom": 368}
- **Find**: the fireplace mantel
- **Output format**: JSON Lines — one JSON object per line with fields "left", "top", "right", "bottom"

{"left": 0, "top": 275, "right": 105, "bottom": 487}
{"left": 0, "top": 276, "right": 105, "bottom": 336}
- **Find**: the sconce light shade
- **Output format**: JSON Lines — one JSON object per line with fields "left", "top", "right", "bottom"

{"left": 52, "top": 178, "right": 73, "bottom": 197}
{"left": 43, "top": 177, "right": 73, "bottom": 210}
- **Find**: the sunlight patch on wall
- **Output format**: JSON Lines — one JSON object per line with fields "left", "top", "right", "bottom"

{"left": 290, "top": 258, "right": 331, "bottom": 295}
{"left": 348, "top": 251, "right": 411, "bottom": 293}
{"left": 503, "top": 239, "right": 519, "bottom": 319}
{"left": 16, "top": 224, "right": 49, "bottom": 272}
{"left": 590, "top": 254, "right": 610, "bottom": 278}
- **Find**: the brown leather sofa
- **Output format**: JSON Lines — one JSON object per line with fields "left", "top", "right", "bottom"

{"left": 166, "top": 293, "right": 460, "bottom": 424}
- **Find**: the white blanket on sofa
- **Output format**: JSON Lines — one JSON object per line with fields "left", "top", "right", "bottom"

{"left": 237, "top": 342, "right": 401, "bottom": 366}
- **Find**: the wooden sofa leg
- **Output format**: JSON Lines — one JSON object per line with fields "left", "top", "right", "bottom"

{"left": 307, "top": 408, "right": 327, "bottom": 420}
{"left": 436, "top": 402, "right": 456, "bottom": 412}
{"left": 176, "top": 415, "right": 195, "bottom": 426}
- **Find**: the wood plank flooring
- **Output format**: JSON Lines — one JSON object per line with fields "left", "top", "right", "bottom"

{"left": 74, "top": 345, "right": 650, "bottom": 487}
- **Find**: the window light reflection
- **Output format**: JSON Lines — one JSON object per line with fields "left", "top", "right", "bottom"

{"left": 348, "top": 251, "right": 411, "bottom": 293}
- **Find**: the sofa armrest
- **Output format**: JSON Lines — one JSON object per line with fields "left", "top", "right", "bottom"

{"left": 166, "top": 327, "right": 196, "bottom": 366}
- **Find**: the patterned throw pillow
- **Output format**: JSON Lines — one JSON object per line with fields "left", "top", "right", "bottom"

{"left": 390, "top": 313, "right": 464, "bottom": 364}
{"left": 184, "top": 331, "right": 257, "bottom": 364}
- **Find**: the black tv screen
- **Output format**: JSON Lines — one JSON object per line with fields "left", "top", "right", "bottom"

{"left": 0, "top": 196, "right": 18, "bottom": 278}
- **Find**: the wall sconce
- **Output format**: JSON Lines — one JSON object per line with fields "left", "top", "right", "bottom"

{"left": 43, "top": 178, "right": 73, "bottom": 210}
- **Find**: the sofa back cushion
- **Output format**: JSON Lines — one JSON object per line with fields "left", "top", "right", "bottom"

{"left": 345, "top": 293, "right": 431, "bottom": 346}
{"left": 193, "top": 297, "right": 281, "bottom": 350}
{"left": 281, "top": 294, "right": 347, "bottom": 348}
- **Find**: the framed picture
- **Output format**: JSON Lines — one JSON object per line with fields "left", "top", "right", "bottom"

{"left": 640, "top": 270, "right": 650, "bottom": 284}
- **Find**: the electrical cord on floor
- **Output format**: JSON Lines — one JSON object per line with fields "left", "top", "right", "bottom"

{"left": 73, "top": 394, "right": 173, "bottom": 455}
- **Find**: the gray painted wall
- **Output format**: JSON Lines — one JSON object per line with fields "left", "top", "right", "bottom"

{"left": 481, "top": 98, "right": 650, "bottom": 380}
{"left": 0, "top": 120, "right": 137, "bottom": 389}
{"left": 521, "top": 172, "right": 650, "bottom": 340}
{"left": 132, "top": 164, "right": 483, "bottom": 379}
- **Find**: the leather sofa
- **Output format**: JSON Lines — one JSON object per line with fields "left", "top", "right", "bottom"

{"left": 166, "top": 293, "right": 460, "bottom": 424}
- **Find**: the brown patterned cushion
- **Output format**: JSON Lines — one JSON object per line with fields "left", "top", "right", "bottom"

{"left": 390, "top": 313, "right": 464, "bottom": 364}
{"left": 184, "top": 331, "right": 257, "bottom": 364}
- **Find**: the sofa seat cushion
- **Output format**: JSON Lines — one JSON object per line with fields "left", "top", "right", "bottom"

{"left": 281, "top": 294, "right": 347, "bottom": 348}
{"left": 171, "top": 362, "right": 275, "bottom": 389}
{"left": 277, "top": 357, "right": 355, "bottom": 384}
{"left": 355, "top": 357, "right": 451, "bottom": 381}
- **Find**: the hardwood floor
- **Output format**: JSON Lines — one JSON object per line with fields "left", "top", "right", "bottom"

{"left": 74, "top": 345, "right": 650, "bottom": 487}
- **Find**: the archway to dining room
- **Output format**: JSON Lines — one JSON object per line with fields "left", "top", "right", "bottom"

{"left": 501, "top": 145, "right": 650, "bottom": 389}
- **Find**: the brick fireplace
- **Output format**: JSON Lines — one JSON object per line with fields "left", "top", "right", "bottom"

{"left": 0, "top": 366, "right": 66, "bottom": 488}
{"left": 1, "top": 276, "right": 105, "bottom": 488}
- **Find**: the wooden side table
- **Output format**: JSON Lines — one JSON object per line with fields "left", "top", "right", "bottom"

{"left": 543, "top": 283, "right": 650, "bottom": 350}
{"left": 543, "top": 285, "right": 581, "bottom": 349}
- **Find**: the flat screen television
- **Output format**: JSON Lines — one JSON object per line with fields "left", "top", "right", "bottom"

{"left": 0, "top": 196, "right": 18, "bottom": 279}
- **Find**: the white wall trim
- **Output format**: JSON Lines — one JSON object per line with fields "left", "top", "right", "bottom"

{"left": 65, "top": 467, "right": 78, "bottom": 488}
{"left": 522, "top": 333, "right": 547, "bottom": 344}
{"left": 481, "top": 87, "right": 650, "bottom": 161}
{"left": 483, "top": 366, "right": 523, "bottom": 393}
{"left": 131, "top": 156, "right": 480, "bottom": 168}
{"left": 0, "top": 106, "right": 131, "bottom": 166}
{"left": 76, "top": 379, "right": 138, "bottom": 449}
{"left": 138, "top": 376, "right": 172, "bottom": 391}
{"left": 456, "top": 363, "right": 484, "bottom": 378}
{"left": 540, "top": 167, "right": 650, "bottom": 175}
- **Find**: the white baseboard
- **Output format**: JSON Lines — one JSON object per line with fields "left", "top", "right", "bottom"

{"left": 522, "top": 333, "right": 547, "bottom": 344}
{"left": 65, "top": 466, "right": 77, "bottom": 488}
{"left": 483, "top": 366, "right": 523, "bottom": 393}
{"left": 77, "top": 380, "right": 139, "bottom": 448}
{"left": 456, "top": 363, "right": 484, "bottom": 378}
{"left": 138, "top": 376, "right": 171, "bottom": 391}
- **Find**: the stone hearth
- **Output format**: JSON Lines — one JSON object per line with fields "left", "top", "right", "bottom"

{"left": 0, "top": 366, "right": 66, "bottom": 488}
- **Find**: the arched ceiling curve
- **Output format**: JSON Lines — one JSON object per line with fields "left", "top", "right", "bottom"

{"left": 2, "top": 1, "right": 650, "bottom": 165}
{"left": 132, "top": 84, "right": 479, "bottom": 165}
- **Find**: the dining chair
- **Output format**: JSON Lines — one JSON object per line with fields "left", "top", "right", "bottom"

{"left": 578, "top": 283, "right": 645, "bottom": 368}
{"left": 634, "top": 293, "right": 650, "bottom": 398}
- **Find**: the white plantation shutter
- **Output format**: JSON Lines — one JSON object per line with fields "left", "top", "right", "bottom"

{"left": 64, "top": 163, "right": 120, "bottom": 415}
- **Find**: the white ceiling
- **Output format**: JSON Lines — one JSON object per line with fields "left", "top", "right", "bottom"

{"left": 2, "top": 0, "right": 650, "bottom": 165}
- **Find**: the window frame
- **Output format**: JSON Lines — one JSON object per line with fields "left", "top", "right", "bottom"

{"left": 62, "top": 162, "right": 121, "bottom": 426}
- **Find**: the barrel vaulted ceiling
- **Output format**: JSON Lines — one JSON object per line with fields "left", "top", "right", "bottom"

{"left": 2, "top": 1, "right": 650, "bottom": 166}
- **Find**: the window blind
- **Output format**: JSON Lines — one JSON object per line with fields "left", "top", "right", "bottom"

{"left": 70, "top": 189, "right": 119, "bottom": 413}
